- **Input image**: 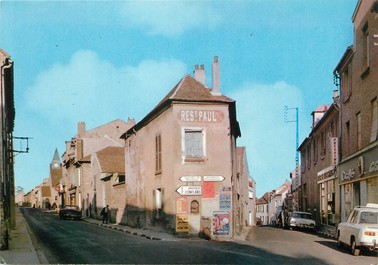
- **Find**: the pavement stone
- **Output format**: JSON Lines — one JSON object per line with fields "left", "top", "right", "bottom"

{"left": 0, "top": 207, "right": 43, "bottom": 265}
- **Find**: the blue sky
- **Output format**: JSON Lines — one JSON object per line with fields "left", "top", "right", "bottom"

{"left": 1, "top": 0, "right": 356, "bottom": 197}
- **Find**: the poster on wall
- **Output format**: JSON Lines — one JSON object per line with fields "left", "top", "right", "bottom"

{"left": 219, "top": 192, "right": 232, "bottom": 210}
{"left": 176, "top": 197, "right": 189, "bottom": 214}
{"left": 176, "top": 215, "right": 190, "bottom": 233}
{"left": 212, "top": 211, "right": 230, "bottom": 236}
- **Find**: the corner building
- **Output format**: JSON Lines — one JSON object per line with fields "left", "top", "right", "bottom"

{"left": 121, "top": 57, "right": 241, "bottom": 240}
{"left": 334, "top": 0, "right": 378, "bottom": 221}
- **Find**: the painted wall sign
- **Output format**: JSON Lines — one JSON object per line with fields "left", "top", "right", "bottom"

{"left": 213, "top": 211, "right": 230, "bottom": 236}
{"left": 330, "top": 137, "right": 339, "bottom": 165}
{"left": 176, "top": 215, "right": 190, "bottom": 233}
{"left": 203, "top": 176, "right": 224, "bottom": 182}
{"left": 180, "top": 176, "right": 202, "bottom": 182}
{"left": 179, "top": 110, "right": 224, "bottom": 123}
{"left": 176, "top": 185, "right": 202, "bottom": 196}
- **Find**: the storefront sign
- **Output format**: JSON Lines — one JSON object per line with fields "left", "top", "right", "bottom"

{"left": 317, "top": 166, "right": 336, "bottom": 183}
{"left": 369, "top": 160, "right": 378, "bottom": 173}
{"left": 330, "top": 137, "right": 339, "bottom": 165}
{"left": 341, "top": 168, "right": 356, "bottom": 181}
{"left": 179, "top": 110, "right": 224, "bottom": 123}
{"left": 176, "top": 215, "right": 190, "bottom": 233}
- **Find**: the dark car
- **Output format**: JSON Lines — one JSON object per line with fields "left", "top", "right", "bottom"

{"left": 59, "top": 205, "right": 82, "bottom": 220}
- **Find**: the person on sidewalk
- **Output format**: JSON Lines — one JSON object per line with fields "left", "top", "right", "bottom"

{"left": 101, "top": 205, "right": 109, "bottom": 224}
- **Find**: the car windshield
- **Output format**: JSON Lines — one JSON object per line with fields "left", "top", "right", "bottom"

{"left": 292, "top": 212, "right": 312, "bottom": 219}
{"left": 359, "top": 211, "right": 378, "bottom": 224}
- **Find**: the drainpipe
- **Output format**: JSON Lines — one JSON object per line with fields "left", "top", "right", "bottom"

{"left": 0, "top": 57, "right": 13, "bottom": 250}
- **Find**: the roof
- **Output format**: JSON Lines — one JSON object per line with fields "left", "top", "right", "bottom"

{"left": 121, "top": 75, "right": 241, "bottom": 139}
{"left": 256, "top": 192, "right": 271, "bottom": 205}
{"left": 96, "top": 146, "right": 125, "bottom": 174}
{"left": 52, "top": 148, "right": 60, "bottom": 162}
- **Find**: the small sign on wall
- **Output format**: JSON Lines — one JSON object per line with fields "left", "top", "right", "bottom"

{"left": 176, "top": 197, "right": 189, "bottom": 214}
{"left": 176, "top": 215, "right": 190, "bottom": 233}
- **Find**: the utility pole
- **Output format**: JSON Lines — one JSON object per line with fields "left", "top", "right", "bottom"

{"left": 284, "top": 106, "right": 300, "bottom": 212}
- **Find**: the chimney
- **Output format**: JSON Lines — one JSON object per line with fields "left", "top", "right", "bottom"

{"left": 78, "top": 121, "right": 86, "bottom": 137}
{"left": 212, "top": 56, "right": 221, "bottom": 95}
{"left": 194, "top": 64, "right": 206, "bottom": 86}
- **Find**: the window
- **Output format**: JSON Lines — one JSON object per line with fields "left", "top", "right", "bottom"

{"left": 183, "top": 128, "right": 205, "bottom": 161}
{"left": 118, "top": 175, "right": 125, "bottom": 183}
{"left": 320, "top": 131, "right": 326, "bottom": 157}
{"left": 306, "top": 146, "right": 311, "bottom": 169}
{"left": 361, "top": 22, "right": 370, "bottom": 78}
{"left": 371, "top": 98, "right": 378, "bottom": 142}
{"left": 313, "top": 138, "right": 318, "bottom": 164}
{"left": 346, "top": 121, "right": 350, "bottom": 155}
{"left": 356, "top": 112, "right": 362, "bottom": 150}
{"left": 342, "top": 64, "right": 352, "bottom": 99}
{"left": 155, "top": 133, "right": 162, "bottom": 173}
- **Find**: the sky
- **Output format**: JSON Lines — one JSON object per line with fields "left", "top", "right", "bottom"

{"left": 1, "top": 0, "right": 357, "bottom": 198}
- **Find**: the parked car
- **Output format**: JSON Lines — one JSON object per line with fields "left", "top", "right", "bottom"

{"left": 337, "top": 203, "right": 378, "bottom": 256}
{"left": 289, "top": 211, "right": 315, "bottom": 230}
{"left": 59, "top": 205, "right": 82, "bottom": 220}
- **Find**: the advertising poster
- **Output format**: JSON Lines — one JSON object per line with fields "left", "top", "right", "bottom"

{"left": 202, "top": 181, "right": 216, "bottom": 198}
{"left": 219, "top": 192, "right": 232, "bottom": 210}
{"left": 176, "top": 197, "right": 189, "bottom": 214}
{"left": 212, "top": 211, "right": 230, "bottom": 236}
{"left": 176, "top": 215, "right": 190, "bottom": 233}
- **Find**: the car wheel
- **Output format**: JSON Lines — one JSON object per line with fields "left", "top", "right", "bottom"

{"left": 351, "top": 238, "right": 360, "bottom": 256}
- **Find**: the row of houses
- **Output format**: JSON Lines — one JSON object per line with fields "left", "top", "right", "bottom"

{"left": 18, "top": 57, "right": 257, "bottom": 240}
{"left": 254, "top": 0, "right": 377, "bottom": 232}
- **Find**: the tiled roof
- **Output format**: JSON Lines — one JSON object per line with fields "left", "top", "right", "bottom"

{"left": 256, "top": 192, "right": 271, "bottom": 204}
{"left": 121, "top": 74, "right": 239, "bottom": 139}
{"left": 96, "top": 146, "right": 125, "bottom": 174}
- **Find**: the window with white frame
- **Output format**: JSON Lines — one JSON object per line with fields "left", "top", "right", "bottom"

{"left": 182, "top": 128, "right": 205, "bottom": 161}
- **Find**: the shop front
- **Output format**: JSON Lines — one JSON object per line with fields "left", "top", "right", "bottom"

{"left": 317, "top": 165, "right": 338, "bottom": 226}
{"left": 339, "top": 145, "right": 378, "bottom": 222}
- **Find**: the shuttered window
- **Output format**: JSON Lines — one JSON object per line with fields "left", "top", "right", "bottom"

{"left": 185, "top": 130, "right": 203, "bottom": 158}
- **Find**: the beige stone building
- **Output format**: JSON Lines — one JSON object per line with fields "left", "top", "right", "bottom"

{"left": 121, "top": 57, "right": 243, "bottom": 240}
{"left": 60, "top": 119, "right": 135, "bottom": 214}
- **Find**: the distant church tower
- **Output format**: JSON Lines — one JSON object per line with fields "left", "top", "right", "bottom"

{"left": 50, "top": 148, "right": 62, "bottom": 188}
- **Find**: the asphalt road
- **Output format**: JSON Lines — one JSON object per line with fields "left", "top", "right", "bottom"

{"left": 22, "top": 208, "right": 377, "bottom": 264}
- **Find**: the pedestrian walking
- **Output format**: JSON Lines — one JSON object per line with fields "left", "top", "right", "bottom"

{"left": 101, "top": 205, "right": 109, "bottom": 224}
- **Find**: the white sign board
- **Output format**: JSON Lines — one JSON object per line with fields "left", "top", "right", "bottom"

{"left": 203, "top": 176, "right": 224, "bottom": 182}
{"left": 180, "top": 176, "right": 202, "bottom": 182}
{"left": 176, "top": 186, "right": 202, "bottom": 196}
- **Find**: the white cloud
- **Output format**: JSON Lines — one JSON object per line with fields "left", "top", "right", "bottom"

{"left": 25, "top": 50, "right": 187, "bottom": 127}
{"left": 229, "top": 81, "right": 305, "bottom": 196}
{"left": 120, "top": 1, "right": 221, "bottom": 37}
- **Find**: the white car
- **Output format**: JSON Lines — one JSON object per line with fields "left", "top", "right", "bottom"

{"left": 289, "top": 211, "right": 315, "bottom": 230}
{"left": 337, "top": 203, "right": 378, "bottom": 256}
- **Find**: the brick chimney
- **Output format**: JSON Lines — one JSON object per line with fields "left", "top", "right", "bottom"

{"left": 211, "top": 56, "right": 221, "bottom": 95}
{"left": 194, "top": 64, "right": 206, "bottom": 86}
{"left": 78, "top": 121, "right": 86, "bottom": 137}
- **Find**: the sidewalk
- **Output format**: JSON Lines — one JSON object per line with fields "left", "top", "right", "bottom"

{"left": 83, "top": 217, "right": 194, "bottom": 241}
{"left": 0, "top": 207, "right": 43, "bottom": 265}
